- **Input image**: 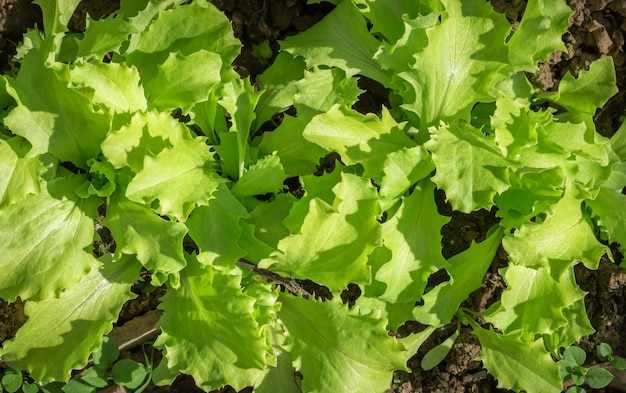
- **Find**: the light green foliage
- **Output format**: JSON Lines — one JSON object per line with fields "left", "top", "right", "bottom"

{"left": 303, "top": 105, "right": 434, "bottom": 202}
{"left": 373, "top": 179, "right": 449, "bottom": 303}
{"left": 426, "top": 120, "right": 512, "bottom": 212}
{"left": 506, "top": 0, "right": 573, "bottom": 72}
{"left": 502, "top": 187, "right": 610, "bottom": 275}
{"left": 0, "top": 256, "right": 140, "bottom": 381}
{"left": 281, "top": 0, "right": 391, "bottom": 85}
{"left": 0, "top": 177, "right": 100, "bottom": 301}
{"left": 0, "top": 0, "right": 624, "bottom": 392}
{"left": 259, "top": 172, "right": 380, "bottom": 291}
{"left": 540, "top": 56, "right": 618, "bottom": 115}
{"left": 186, "top": 183, "right": 249, "bottom": 267}
{"left": 414, "top": 227, "right": 503, "bottom": 327}
{"left": 278, "top": 0, "right": 624, "bottom": 392}
{"left": 485, "top": 265, "right": 587, "bottom": 341}
{"left": 103, "top": 194, "right": 188, "bottom": 284}
{"left": 471, "top": 322, "right": 563, "bottom": 393}
{"left": 69, "top": 62, "right": 147, "bottom": 114}
{"left": 144, "top": 50, "right": 222, "bottom": 112}
{"left": 420, "top": 329, "right": 459, "bottom": 371}
{"left": 153, "top": 255, "right": 270, "bottom": 391}
{"left": 0, "top": 137, "right": 47, "bottom": 207}
{"left": 4, "top": 47, "right": 111, "bottom": 164}
{"left": 397, "top": 0, "right": 510, "bottom": 127}
{"left": 125, "top": 138, "right": 222, "bottom": 221}
{"left": 101, "top": 110, "right": 189, "bottom": 171}
{"left": 278, "top": 294, "right": 408, "bottom": 393}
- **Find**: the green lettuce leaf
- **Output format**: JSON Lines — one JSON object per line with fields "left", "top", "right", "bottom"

{"left": 230, "top": 154, "right": 286, "bottom": 197}
{"left": 293, "top": 67, "right": 362, "bottom": 117}
{"left": 69, "top": 61, "right": 147, "bottom": 114}
{"left": 426, "top": 120, "right": 512, "bottom": 213}
{"left": 397, "top": 0, "right": 509, "bottom": 127}
{"left": 186, "top": 183, "right": 248, "bottom": 268}
{"left": 505, "top": 0, "right": 572, "bottom": 72}
{"left": 153, "top": 254, "right": 270, "bottom": 391}
{"left": 216, "top": 78, "right": 263, "bottom": 180}
{"left": 244, "top": 193, "right": 293, "bottom": 250}
{"left": 302, "top": 104, "right": 434, "bottom": 206}
{"left": 542, "top": 299, "right": 595, "bottom": 352}
{"left": 101, "top": 110, "right": 190, "bottom": 172}
{"left": 374, "top": 178, "right": 449, "bottom": 303}
{"left": 492, "top": 96, "right": 547, "bottom": 158}
{"left": 34, "top": 0, "right": 81, "bottom": 37}
{"left": 539, "top": 56, "right": 618, "bottom": 115}
{"left": 0, "top": 254, "right": 140, "bottom": 382}
{"left": 103, "top": 193, "right": 188, "bottom": 285}
{"left": 281, "top": 0, "right": 391, "bottom": 85}
{"left": 257, "top": 114, "right": 329, "bottom": 177}
{"left": 586, "top": 186, "right": 626, "bottom": 256}
{"left": 0, "top": 137, "right": 46, "bottom": 207}
{"left": 125, "top": 138, "right": 222, "bottom": 221}
{"left": 611, "top": 119, "right": 626, "bottom": 160}
{"left": 485, "top": 265, "right": 586, "bottom": 340}
{"left": 278, "top": 294, "right": 408, "bottom": 393}
{"left": 126, "top": 0, "right": 239, "bottom": 82}
{"left": 413, "top": 226, "right": 503, "bottom": 326}
{"left": 0, "top": 176, "right": 100, "bottom": 301}
{"left": 76, "top": 11, "right": 138, "bottom": 58}
{"left": 255, "top": 52, "right": 306, "bottom": 126}
{"left": 3, "top": 47, "right": 111, "bottom": 165}
{"left": 353, "top": 0, "right": 421, "bottom": 43}
{"left": 495, "top": 167, "right": 565, "bottom": 230}
{"left": 502, "top": 187, "right": 609, "bottom": 276}
{"left": 144, "top": 50, "right": 222, "bottom": 112}
{"left": 471, "top": 324, "right": 562, "bottom": 393}
{"left": 254, "top": 350, "right": 300, "bottom": 393}
{"left": 259, "top": 173, "right": 380, "bottom": 291}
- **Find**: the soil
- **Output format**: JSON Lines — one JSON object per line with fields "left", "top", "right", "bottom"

{"left": 0, "top": 0, "right": 625, "bottom": 392}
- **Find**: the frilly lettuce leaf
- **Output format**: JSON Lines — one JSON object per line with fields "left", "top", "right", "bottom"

{"left": 502, "top": 187, "right": 610, "bottom": 276}
{"left": 259, "top": 173, "right": 380, "bottom": 291}
{"left": 396, "top": 0, "right": 509, "bottom": 127}
{"left": 426, "top": 120, "right": 512, "bottom": 213}
{"left": 103, "top": 193, "right": 188, "bottom": 285}
{"left": 125, "top": 138, "right": 223, "bottom": 221}
{"left": 153, "top": 254, "right": 271, "bottom": 391}
{"left": 374, "top": 178, "right": 449, "bottom": 303}
{"left": 414, "top": 226, "right": 503, "bottom": 327}
{"left": 505, "top": 0, "right": 572, "bottom": 73}
{"left": 0, "top": 137, "right": 47, "bottom": 207}
{"left": 470, "top": 322, "right": 562, "bottom": 393}
{"left": 0, "top": 254, "right": 140, "bottom": 381}
{"left": 278, "top": 294, "right": 408, "bottom": 393}
{"left": 485, "top": 265, "right": 587, "bottom": 340}
{"left": 0, "top": 176, "right": 100, "bottom": 302}
{"left": 281, "top": 0, "right": 391, "bottom": 85}
{"left": 3, "top": 47, "right": 110, "bottom": 166}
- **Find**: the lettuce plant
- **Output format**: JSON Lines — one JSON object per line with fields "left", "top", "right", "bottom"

{"left": 0, "top": 1, "right": 624, "bottom": 393}
{"left": 273, "top": 0, "right": 626, "bottom": 391}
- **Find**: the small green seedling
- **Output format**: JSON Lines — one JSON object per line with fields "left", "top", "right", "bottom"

{"left": 0, "top": 369, "right": 23, "bottom": 393}
{"left": 559, "top": 346, "right": 614, "bottom": 392}
{"left": 597, "top": 343, "right": 626, "bottom": 371}
{"left": 49, "top": 337, "right": 152, "bottom": 393}
{"left": 0, "top": 368, "right": 47, "bottom": 393}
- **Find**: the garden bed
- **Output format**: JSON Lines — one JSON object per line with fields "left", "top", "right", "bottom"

{"left": 0, "top": 1, "right": 625, "bottom": 392}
